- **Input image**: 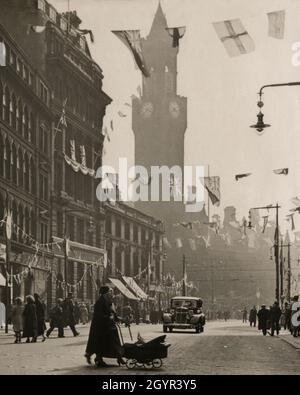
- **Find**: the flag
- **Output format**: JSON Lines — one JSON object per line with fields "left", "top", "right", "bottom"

{"left": 80, "top": 145, "right": 87, "bottom": 167}
{"left": 0, "top": 42, "right": 6, "bottom": 66}
{"left": 188, "top": 238, "right": 197, "bottom": 251}
{"left": 202, "top": 177, "right": 220, "bottom": 206}
{"left": 58, "top": 98, "right": 68, "bottom": 128}
{"left": 291, "top": 197, "right": 300, "bottom": 207}
{"left": 212, "top": 19, "right": 255, "bottom": 57}
{"left": 27, "top": 25, "right": 46, "bottom": 34}
{"left": 286, "top": 214, "right": 295, "bottom": 231}
{"left": 267, "top": 10, "right": 285, "bottom": 39}
{"left": 118, "top": 111, "right": 127, "bottom": 118}
{"left": 273, "top": 168, "right": 288, "bottom": 175}
{"left": 112, "top": 30, "right": 150, "bottom": 77}
{"left": 235, "top": 173, "right": 251, "bottom": 181}
{"left": 78, "top": 29, "right": 94, "bottom": 43}
{"left": 70, "top": 139, "right": 76, "bottom": 161}
{"left": 262, "top": 216, "right": 269, "bottom": 233}
{"left": 165, "top": 26, "right": 186, "bottom": 47}
{"left": 163, "top": 236, "right": 171, "bottom": 249}
{"left": 175, "top": 238, "right": 183, "bottom": 248}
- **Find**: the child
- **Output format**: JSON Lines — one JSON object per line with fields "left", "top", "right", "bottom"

{"left": 11, "top": 297, "right": 24, "bottom": 343}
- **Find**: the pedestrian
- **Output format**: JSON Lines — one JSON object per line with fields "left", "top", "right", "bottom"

{"left": 22, "top": 295, "right": 38, "bottom": 343}
{"left": 62, "top": 293, "right": 80, "bottom": 337}
{"left": 242, "top": 307, "right": 248, "bottom": 323}
{"left": 249, "top": 306, "right": 257, "bottom": 327}
{"left": 257, "top": 304, "right": 269, "bottom": 336}
{"left": 74, "top": 301, "right": 81, "bottom": 325}
{"left": 283, "top": 302, "right": 291, "bottom": 331}
{"left": 46, "top": 298, "right": 64, "bottom": 338}
{"left": 291, "top": 295, "right": 300, "bottom": 337}
{"left": 269, "top": 301, "right": 281, "bottom": 336}
{"left": 34, "top": 293, "right": 46, "bottom": 342}
{"left": 84, "top": 286, "right": 125, "bottom": 368}
{"left": 80, "top": 303, "right": 89, "bottom": 325}
{"left": 11, "top": 297, "right": 24, "bottom": 343}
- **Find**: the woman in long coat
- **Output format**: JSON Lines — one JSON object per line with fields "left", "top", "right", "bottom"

{"left": 22, "top": 295, "right": 38, "bottom": 343}
{"left": 34, "top": 293, "right": 46, "bottom": 341}
{"left": 85, "top": 286, "right": 125, "bottom": 367}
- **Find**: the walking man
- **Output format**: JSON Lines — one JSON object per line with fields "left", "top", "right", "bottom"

{"left": 63, "top": 293, "right": 80, "bottom": 337}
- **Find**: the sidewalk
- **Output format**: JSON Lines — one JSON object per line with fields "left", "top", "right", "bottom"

{"left": 279, "top": 334, "right": 300, "bottom": 350}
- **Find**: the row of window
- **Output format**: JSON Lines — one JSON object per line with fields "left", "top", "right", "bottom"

{"left": 0, "top": 136, "right": 49, "bottom": 201}
{"left": 0, "top": 81, "right": 50, "bottom": 153}
{"left": 2, "top": 39, "right": 49, "bottom": 106}
{"left": 105, "top": 216, "right": 161, "bottom": 247}
{"left": 0, "top": 197, "right": 49, "bottom": 244}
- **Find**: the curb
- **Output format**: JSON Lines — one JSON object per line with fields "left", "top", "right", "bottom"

{"left": 279, "top": 335, "right": 300, "bottom": 350}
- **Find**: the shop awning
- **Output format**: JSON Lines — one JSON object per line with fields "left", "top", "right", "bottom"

{"left": 108, "top": 277, "right": 139, "bottom": 301}
{"left": 122, "top": 276, "right": 148, "bottom": 300}
{"left": 0, "top": 273, "right": 6, "bottom": 286}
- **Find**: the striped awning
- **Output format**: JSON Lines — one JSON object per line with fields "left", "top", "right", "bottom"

{"left": 122, "top": 276, "right": 148, "bottom": 300}
{"left": 108, "top": 277, "right": 139, "bottom": 301}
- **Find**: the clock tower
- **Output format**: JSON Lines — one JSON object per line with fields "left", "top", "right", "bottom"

{"left": 132, "top": 3, "right": 187, "bottom": 228}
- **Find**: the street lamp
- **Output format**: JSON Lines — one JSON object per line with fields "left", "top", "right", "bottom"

{"left": 250, "top": 82, "right": 300, "bottom": 133}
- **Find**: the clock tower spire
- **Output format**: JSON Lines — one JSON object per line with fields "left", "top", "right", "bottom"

{"left": 132, "top": 2, "right": 187, "bottom": 224}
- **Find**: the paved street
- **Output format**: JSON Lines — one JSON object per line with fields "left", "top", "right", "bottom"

{"left": 0, "top": 320, "right": 299, "bottom": 375}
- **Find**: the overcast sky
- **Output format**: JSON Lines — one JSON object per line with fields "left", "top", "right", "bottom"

{"left": 52, "top": 0, "right": 300, "bottom": 233}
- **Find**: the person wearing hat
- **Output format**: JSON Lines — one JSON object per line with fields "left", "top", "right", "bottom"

{"left": 257, "top": 304, "right": 270, "bottom": 336}
{"left": 46, "top": 298, "right": 64, "bottom": 338}
{"left": 85, "top": 286, "right": 125, "bottom": 367}
{"left": 62, "top": 292, "right": 80, "bottom": 337}
{"left": 34, "top": 293, "right": 46, "bottom": 342}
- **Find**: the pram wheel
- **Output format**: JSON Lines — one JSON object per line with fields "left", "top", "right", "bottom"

{"left": 143, "top": 360, "right": 153, "bottom": 369}
{"left": 126, "top": 359, "right": 137, "bottom": 369}
{"left": 152, "top": 359, "right": 162, "bottom": 369}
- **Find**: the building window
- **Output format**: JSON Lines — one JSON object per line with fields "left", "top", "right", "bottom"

{"left": 57, "top": 211, "right": 63, "bottom": 238}
{"left": 11, "top": 94, "right": 17, "bottom": 130}
{"left": 115, "top": 218, "right": 121, "bottom": 238}
{"left": 133, "top": 253, "right": 139, "bottom": 276}
{"left": 39, "top": 125, "right": 48, "bottom": 155}
{"left": 141, "top": 228, "right": 146, "bottom": 245}
{"left": 39, "top": 173, "right": 48, "bottom": 201}
{"left": 105, "top": 215, "right": 111, "bottom": 234}
{"left": 49, "top": 6, "right": 57, "bottom": 22}
{"left": 40, "top": 222, "right": 48, "bottom": 244}
{"left": 3, "top": 86, "right": 10, "bottom": 123}
{"left": 17, "top": 99, "right": 23, "bottom": 134}
{"left": 77, "top": 218, "right": 84, "bottom": 243}
{"left": 125, "top": 222, "right": 130, "bottom": 240}
{"left": 133, "top": 225, "right": 138, "bottom": 243}
{"left": 125, "top": 253, "right": 131, "bottom": 276}
{"left": 96, "top": 224, "right": 102, "bottom": 247}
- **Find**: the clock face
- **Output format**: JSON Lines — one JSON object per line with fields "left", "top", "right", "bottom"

{"left": 141, "top": 102, "right": 154, "bottom": 118}
{"left": 169, "top": 101, "right": 180, "bottom": 118}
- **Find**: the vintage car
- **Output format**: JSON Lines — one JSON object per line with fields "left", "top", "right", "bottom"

{"left": 162, "top": 296, "right": 205, "bottom": 333}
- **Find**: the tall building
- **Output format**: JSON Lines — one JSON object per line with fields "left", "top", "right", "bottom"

{"left": 0, "top": 0, "right": 111, "bottom": 307}
{"left": 0, "top": 22, "right": 53, "bottom": 304}
{"left": 132, "top": 3, "right": 187, "bottom": 229}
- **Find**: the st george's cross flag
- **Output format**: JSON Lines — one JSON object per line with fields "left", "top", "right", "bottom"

{"left": 267, "top": 10, "right": 285, "bottom": 39}
{"left": 112, "top": 30, "right": 150, "bottom": 77}
{"left": 213, "top": 19, "right": 255, "bottom": 57}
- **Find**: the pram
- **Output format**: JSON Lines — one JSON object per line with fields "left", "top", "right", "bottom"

{"left": 117, "top": 324, "right": 170, "bottom": 369}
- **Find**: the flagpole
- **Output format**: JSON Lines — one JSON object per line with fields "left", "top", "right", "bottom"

{"left": 207, "top": 164, "right": 210, "bottom": 222}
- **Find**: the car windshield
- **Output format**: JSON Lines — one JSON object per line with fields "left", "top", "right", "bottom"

{"left": 171, "top": 299, "right": 198, "bottom": 309}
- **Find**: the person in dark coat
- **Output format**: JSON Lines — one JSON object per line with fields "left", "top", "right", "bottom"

{"left": 85, "top": 286, "right": 125, "bottom": 368}
{"left": 283, "top": 302, "right": 291, "bottom": 331}
{"left": 257, "top": 305, "right": 269, "bottom": 336}
{"left": 270, "top": 301, "right": 282, "bottom": 336}
{"left": 22, "top": 295, "right": 38, "bottom": 342}
{"left": 62, "top": 293, "right": 80, "bottom": 337}
{"left": 34, "top": 293, "right": 46, "bottom": 341}
{"left": 249, "top": 306, "right": 257, "bottom": 327}
{"left": 46, "top": 298, "right": 64, "bottom": 338}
